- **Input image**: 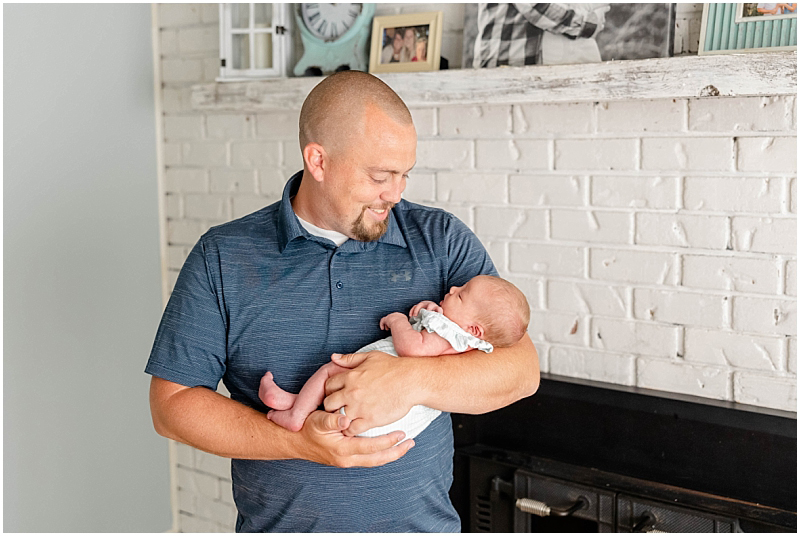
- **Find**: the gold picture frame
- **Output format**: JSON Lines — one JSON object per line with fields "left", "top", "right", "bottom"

{"left": 368, "top": 11, "right": 443, "bottom": 73}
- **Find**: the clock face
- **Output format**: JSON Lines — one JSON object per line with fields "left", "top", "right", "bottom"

{"left": 301, "top": 3, "right": 362, "bottom": 42}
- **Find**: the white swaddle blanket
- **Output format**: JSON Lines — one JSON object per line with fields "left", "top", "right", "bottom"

{"left": 345, "top": 309, "right": 493, "bottom": 440}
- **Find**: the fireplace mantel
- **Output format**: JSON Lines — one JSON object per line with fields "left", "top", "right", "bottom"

{"left": 191, "top": 51, "right": 796, "bottom": 112}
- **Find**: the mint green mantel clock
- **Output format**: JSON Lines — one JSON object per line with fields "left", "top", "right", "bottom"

{"left": 293, "top": 3, "right": 375, "bottom": 75}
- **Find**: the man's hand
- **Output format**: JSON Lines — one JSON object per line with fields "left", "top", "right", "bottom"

{"left": 298, "top": 409, "right": 414, "bottom": 468}
{"left": 409, "top": 300, "right": 443, "bottom": 317}
{"left": 323, "top": 351, "right": 416, "bottom": 436}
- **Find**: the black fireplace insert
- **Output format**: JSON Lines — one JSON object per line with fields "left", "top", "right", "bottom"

{"left": 451, "top": 373, "right": 796, "bottom": 532}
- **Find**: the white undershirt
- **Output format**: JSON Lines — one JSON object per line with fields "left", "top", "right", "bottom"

{"left": 295, "top": 214, "right": 349, "bottom": 247}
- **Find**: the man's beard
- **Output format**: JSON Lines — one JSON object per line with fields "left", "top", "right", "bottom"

{"left": 351, "top": 204, "right": 395, "bottom": 241}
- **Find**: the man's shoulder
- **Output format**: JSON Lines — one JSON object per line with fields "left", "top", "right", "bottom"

{"left": 200, "top": 199, "right": 281, "bottom": 246}
{"left": 394, "top": 199, "right": 471, "bottom": 236}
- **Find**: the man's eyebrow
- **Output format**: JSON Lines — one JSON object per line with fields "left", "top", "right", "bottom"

{"left": 367, "top": 163, "right": 416, "bottom": 174}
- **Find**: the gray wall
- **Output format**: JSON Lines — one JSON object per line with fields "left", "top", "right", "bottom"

{"left": 4, "top": 4, "right": 171, "bottom": 532}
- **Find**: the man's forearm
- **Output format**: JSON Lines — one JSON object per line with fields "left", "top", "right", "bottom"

{"left": 407, "top": 334, "right": 540, "bottom": 414}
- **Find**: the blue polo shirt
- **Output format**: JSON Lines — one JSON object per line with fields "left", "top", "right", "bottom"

{"left": 146, "top": 171, "right": 497, "bottom": 532}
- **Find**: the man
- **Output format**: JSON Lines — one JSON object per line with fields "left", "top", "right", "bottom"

{"left": 147, "top": 71, "right": 539, "bottom": 532}
{"left": 473, "top": 3, "right": 607, "bottom": 68}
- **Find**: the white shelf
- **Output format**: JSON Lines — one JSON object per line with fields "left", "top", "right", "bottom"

{"left": 191, "top": 51, "right": 797, "bottom": 112}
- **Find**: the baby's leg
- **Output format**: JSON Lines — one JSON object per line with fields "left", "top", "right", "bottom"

{"left": 267, "top": 362, "right": 350, "bottom": 432}
{"left": 258, "top": 371, "right": 297, "bottom": 410}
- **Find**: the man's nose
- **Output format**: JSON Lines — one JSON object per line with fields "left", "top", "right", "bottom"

{"left": 381, "top": 177, "right": 405, "bottom": 204}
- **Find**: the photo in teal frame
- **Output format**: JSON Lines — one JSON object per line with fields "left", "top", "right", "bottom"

{"left": 699, "top": 3, "right": 797, "bottom": 53}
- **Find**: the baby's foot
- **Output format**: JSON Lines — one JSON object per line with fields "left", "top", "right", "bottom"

{"left": 266, "top": 408, "right": 305, "bottom": 433}
{"left": 258, "top": 371, "right": 297, "bottom": 410}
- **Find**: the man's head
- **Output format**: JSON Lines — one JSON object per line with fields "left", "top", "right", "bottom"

{"left": 296, "top": 71, "right": 416, "bottom": 242}
{"left": 440, "top": 275, "right": 530, "bottom": 347}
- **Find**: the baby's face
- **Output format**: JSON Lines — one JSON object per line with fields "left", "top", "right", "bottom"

{"left": 440, "top": 278, "right": 485, "bottom": 330}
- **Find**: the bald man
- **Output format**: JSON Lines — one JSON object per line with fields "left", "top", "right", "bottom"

{"left": 147, "top": 71, "right": 539, "bottom": 532}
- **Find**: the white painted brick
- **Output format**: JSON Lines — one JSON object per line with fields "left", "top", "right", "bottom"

{"left": 555, "top": 139, "right": 636, "bottom": 171}
{"left": 590, "top": 248, "right": 678, "bottom": 285}
{"left": 550, "top": 347, "right": 636, "bottom": 385}
{"left": 684, "top": 328, "right": 783, "bottom": 370}
{"left": 551, "top": 209, "right": 632, "bottom": 245}
{"left": 437, "top": 172, "right": 506, "bottom": 204}
{"left": 513, "top": 102, "right": 592, "bottom": 135}
{"left": 635, "top": 213, "right": 728, "bottom": 250}
{"left": 633, "top": 288, "right": 726, "bottom": 329}
{"left": 165, "top": 168, "right": 208, "bottom": 193}
{"left": 732, "top": 296, "right": 797, "bottom": 336}
{"left": 596, "top": 99, "right": 684, "bottom": 132}
{"left": 637, "top": 359, "right": 730, "bottom": 400}
{"left": 177, "top": 466, "right": 220, "bottom": 499}
{"left": 529, "top": 310, "right": 587, "bottom": 345}
{"left": 185, "top": 194, "right": 231, "bottom": 220}
{"left": 195, "top": 451, "right": 231, "bottom": 479}
{"left": 409, "top": 108, "right": 436, "bottom": 137}
{"left": 504, "top": 274, "right": 542, "bottom": 309}
{"left": 178, "top": 26, "right": 219, "bottom": 54}
{"left": 475, "top": 139, "right": 548, "bottom": 171}
{"left": 161, "top": 58, "right": 204, "bottom": 84}
{"left": 175, "top": 441, "right": 195, "bottom": 468}
{"left": 201, "top": 3, "right": 219, "bottom": 23}
{"left": 160, "top": 29, "right": 179, "bottom": 56}
{"left": 168, "top": 245, "right": 189, "bottom": 270}
{"left": 283, "top": 141, "right": 305, "bottom": 170}
{"left": 733, "top": 373, "right": 797, "bottom": 411}
{"left": 689, "top": 96, "right": 795, "bottom": 132}
{"left": 789, "top": 338, "right": 797, "bottom": 373}
{"left": 510, "top": 174, "right": 585, "bottom": 207}
{"left": 786, "top": 260, "right": 797, "bottom": 297}
{"left": 417, "top": 140, "right": 472, "bottom": 170}
{"left": 592, "top": 318, "right": 679, "bottom": 358}
{"left": 475, "top": 207, "right": 546, "bottom": 239}
{"left": 168, "top": 220, "right": 206, "bottom": 246}
{"left": 159, "top": 4, "right": 202, "bottom": 27}
{"left": 510, "top": 243, "right": 584, "bottom": 277}
{"left": 179, "top": 513, "right": 218, "bottom": 533}
{"left": 256, "top": 112, "right": 299, "bottom": 141}
{"left": 231, "top": 141, "right": 279, "bottom": 168}
{"left": 402, "top": 172, "right": 435, "bottom": 203}
{"left": 439, "top": 105, "right": 511, "bottom": 137}
{"left": 196, "top": 495, "right": 237, "bottom": 525}
{"left": 167, "top": 270, "right": 179, "bottom": 294}
{"left": 683, "top": 176, "right": 783, "bottom": 213}
{"left": 591, "top": 175, "right": 678, "bottom": 209}
{"left": 210, "top": 169, "right": 256, "bottom": 194}
{"left": 162, "top": 87, "right": 193, "bottom": 114}
{"left": 183, "top": 142, "right": 228, "bottom": 166}
{"left": 207, "top": 114, "right": 253, "bottom": 139}
{"left": 641, "top": 137, "right": 732, "bottom": 171}
{"left": 547, "top": 281, "right": 628, "bottom": 318}
{"left": 164, "top": 142, "right": 182, "bottom": 165}
{"left": 259, "top": 168, "right": 289, "bottom": 198}
{"left": 233, "top": 196, "right": 270, "bottom": 219}
{"left": 164, "top": 115, "right": 204, "bottom": 140}
{"left": 178, "top": 489, "right": 197, "bottom": 515}
{"left": 535, "top": 342, "right": 551, "bottom": 373}
{"left": 682, "top": 254, "right": 780, "bottom": 295}
{"left": 737, "top": 137, "right": 797, "bottom": 172}
{"left": 791, "top": 177, "right": 797, "bottom": 213}
{"left": 165, "top": 194, "right": 182, "bottom": 219}
{"left": 483, "top": 240, "right": 508, "bottom": 274}
{"left": 731, "top": 216, "right": 796, "bottom": 254}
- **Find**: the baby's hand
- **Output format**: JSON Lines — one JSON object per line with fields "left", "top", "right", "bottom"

{"left": 409, "top": 300, "right": 443, "bottom": 318}
{"left": 380, "top": 312, "right": 408, "bottom": 331}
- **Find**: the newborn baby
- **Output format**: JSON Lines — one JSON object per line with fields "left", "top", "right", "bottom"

{"left": 258, "top": 275, "right": 530, "bottom": 440}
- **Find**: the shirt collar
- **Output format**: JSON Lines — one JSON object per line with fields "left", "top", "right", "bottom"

{"left": 277, "top": 171, "right": 408, "bottom": 253}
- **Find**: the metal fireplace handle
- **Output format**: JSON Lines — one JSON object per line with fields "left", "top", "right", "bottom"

{"left": 633, "top": 512, "right": 667, "bottom": 533}
{"left": 515, "top": 496, "right": 587, "bottom": 517}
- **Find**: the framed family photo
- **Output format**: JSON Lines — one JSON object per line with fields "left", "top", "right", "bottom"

{"left": 699, "top": 3, "right": 797, "bottom": 54}
{"left": 368, "top": 11, "right": 443, "bottom": 73}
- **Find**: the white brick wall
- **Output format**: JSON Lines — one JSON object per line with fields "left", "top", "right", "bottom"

{"left": 153, "top": 3, "right": 796, "bottom": 531}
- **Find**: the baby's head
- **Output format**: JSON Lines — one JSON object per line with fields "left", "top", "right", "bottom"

{"left": 440, "top": 275, "right": 530, "bottom": 348}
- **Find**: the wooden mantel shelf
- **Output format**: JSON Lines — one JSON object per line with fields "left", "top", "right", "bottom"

{"left": 192, "top": 51, "right": 797, "bottom": 112}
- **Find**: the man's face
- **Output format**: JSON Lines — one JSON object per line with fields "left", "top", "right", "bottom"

{"left": 393, "top": 31, "right": 404, "bottom": 54}
{"left": 320, "top": 104, "right": 416, "bottom": 242}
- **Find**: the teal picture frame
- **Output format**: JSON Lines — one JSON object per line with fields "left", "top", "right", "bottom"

{"left": 699, "top": 3, "right": 797, "bottom": 54}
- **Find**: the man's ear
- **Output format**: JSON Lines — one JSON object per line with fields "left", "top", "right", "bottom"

{"left": 303, "top": 143, "right": 326, "bottom": 183}
{"left": 467, "top": 324, "right": 485, "bottom": 340}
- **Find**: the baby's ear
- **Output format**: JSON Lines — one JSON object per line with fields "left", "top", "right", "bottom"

{"left": 467, "top": 324, "right": 485, "bottom": 340}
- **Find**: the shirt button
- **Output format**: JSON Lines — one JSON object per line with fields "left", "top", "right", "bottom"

{"left": 336, "top": 281, "right": 343, "bottom": 289}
